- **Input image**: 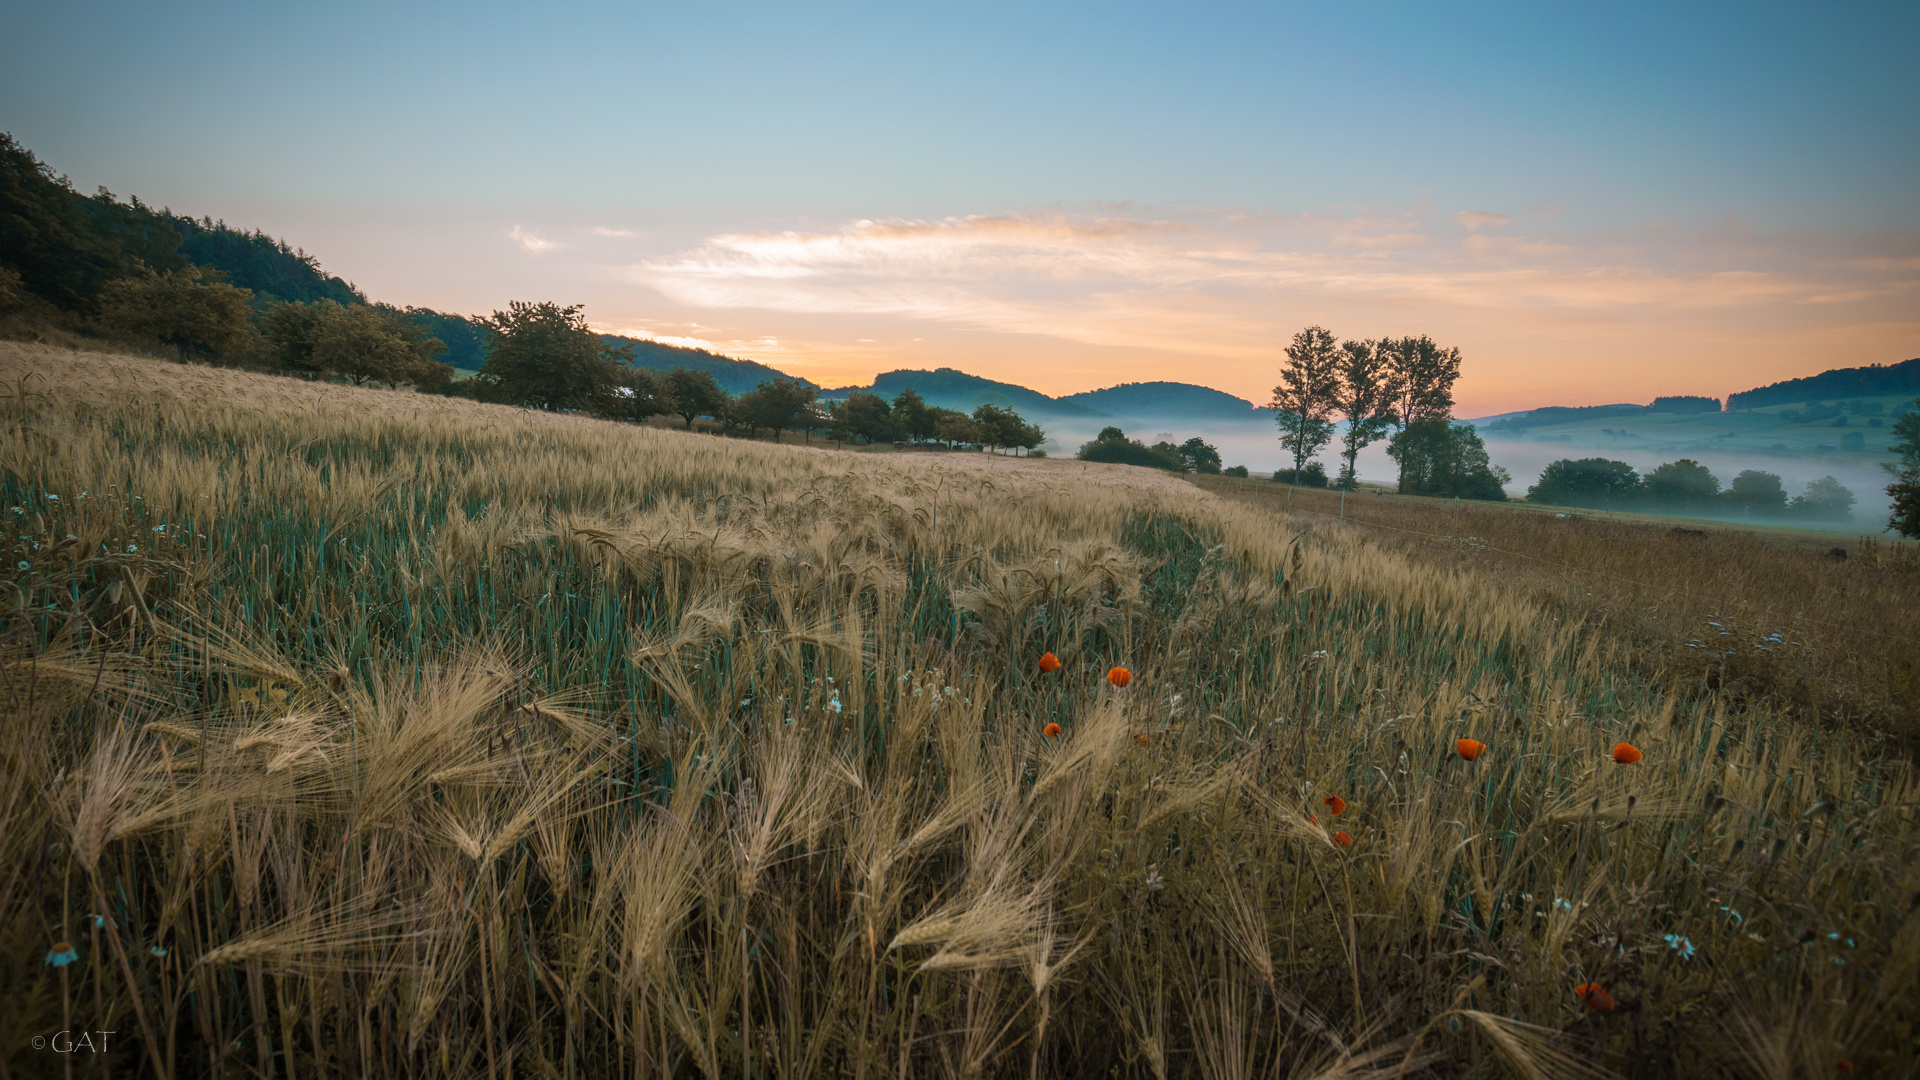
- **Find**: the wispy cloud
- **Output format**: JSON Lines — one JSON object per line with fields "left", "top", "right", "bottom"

{"left": 509, "top": 225, "right": 563, "bottom": 253}
{"left": 634, "top": 209, "right": 1881, "bottom": 333}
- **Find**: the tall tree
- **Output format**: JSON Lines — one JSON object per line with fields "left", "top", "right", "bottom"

{"left": 609, "top": 367, "right": 669, "bottom": 424}
{"left": 1178, "top": 437, "right": 1222, "bottom": 474}
{"left": 1331, "top": 337, "right": 1395, "bottom": 489}
{"left": 1788, "top": 476, "right": 1856, "bottom": 522}
{"left": 1271, "top": 326, "right": 1341, "bottom": 480}
{"left": 891, "top": 388, "right": 937, "bottom": 442}
{"left": 843, "top": 393, "right": 894, "bottom": 443}
{"left": 1641, "top": 459, "right": 1721, "bottom": 510}
{"left": 470, "top": 302, "right": 631, "bottom": 412}
{"left": 663, "top": 367, "right": 727, "bottom": 428}
{"left": 1387, "top": 421, "right": 1509, "bottom": 500}
{"left": 1886, "top": 400, "right": 1920, "bottom": 537}
{"left": 1382, "top": 335, "right": 1462, "bottom": 429}
{"left": 971, "top": 404, "right": 1037, "bottom": 454}
{"left": 1724, "top": 470, "right": 1788, "bottom": 515}
{"left": 745, "top": 379, "right": 816, "bottom": 442}
{"left": 933, "top": 409, "right": 979, "bottom": 448}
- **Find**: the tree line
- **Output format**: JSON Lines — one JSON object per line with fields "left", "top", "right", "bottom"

{"left": 451, "top": 302, "right": 1046, "bottom": 451}
{"left": 1269, "top": 325, "right": 1507, "bottom": 498}
{"left": 1075, "top": 429, "right": 1224, "bottom": 473}
{"left": 1524, "top": 457, "right": 1859, "bottom": 520}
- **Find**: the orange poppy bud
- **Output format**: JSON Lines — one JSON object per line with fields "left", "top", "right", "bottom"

{"left": 1107, "top": 667, "right": 1132, "bottom": 687}
{"left": 1043, "top": 722, "right": 1062, "bottom": 738}
{"left": 1307, "top": 814, "right": 1317, "bottom": 824}
{"left": 1323, "top": 795, "right": 1346, "bottom": 816}
{"left": 1456, "top": 738, "right": 1486, "bottom": 761}
{"left": 1572, "top": 982, "right": 1614, "bottom": 1012}
{"left": 1611, "top": 742, "right": 1642, "bottom": 764}
{"left": 1333, "top": 831, "right": 1353, "bottom": 847}
{"left": 1134, "top": 732, "right": 1150, "bottom": 747}
{"left": 1038, "top": 652, "right": 1061, "bottom": 673}
{"left": 1837, "top": 1059, "right": 1854, "bottom": 1072}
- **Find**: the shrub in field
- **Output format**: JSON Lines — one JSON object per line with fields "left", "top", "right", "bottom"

{"left": 1077, "top": 426, "right": 1184, "bottom": 470}
{"left": 1273, "top": 461, "right": 1329, "bottom": 486}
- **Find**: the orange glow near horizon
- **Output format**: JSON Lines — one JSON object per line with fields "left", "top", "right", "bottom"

{"left": 562, "top": 209, "right": 1920, "bottom": 415}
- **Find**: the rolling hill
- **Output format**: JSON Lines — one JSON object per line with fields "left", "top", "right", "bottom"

{"left": 820, "top": 368, "right": 1107, "bottom": 419}
{"left": 1727, "top": 357, "right": 1920, "bottom": 410}
{"left": 1058, "top": 381, "right": 1272, "bottom": 423}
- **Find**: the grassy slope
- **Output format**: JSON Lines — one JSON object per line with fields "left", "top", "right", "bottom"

{"left": 1204, "top": 477, "right": 1920, "bottom": 747}
{"left": 2, "top": 344, "right": 1916, "bottom": 1078}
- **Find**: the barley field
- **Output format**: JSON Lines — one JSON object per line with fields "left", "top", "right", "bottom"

{"left": 3, "top": 344, "right": 1916, "bottom": 1078}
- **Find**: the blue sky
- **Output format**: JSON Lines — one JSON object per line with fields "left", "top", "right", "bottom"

{"left": 5, "top": 0, "right": 1916, "bottom": 410}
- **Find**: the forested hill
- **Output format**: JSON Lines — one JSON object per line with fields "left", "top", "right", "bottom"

{"left": 1729, "top": 358, "right": 1920, "bottom": 410}
{"left": 600, "top": 335, "right": 815, "bottom": 394}
{"left": 1059, "top": 380, "right": 1270, "bottom": 421}
{"left": 166, "top": 215, "right": 363, "bottom": 305}
{"left": 821, "top": 367, "right": 1107, "bottom": 419}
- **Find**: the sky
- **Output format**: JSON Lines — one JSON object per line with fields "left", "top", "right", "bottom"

{"left": 4, "top": 0, "right": 1917, "bottom": 414}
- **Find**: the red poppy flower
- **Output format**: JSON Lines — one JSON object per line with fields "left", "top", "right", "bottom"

{"left": 1038, "top": 652, "right": 1062, "bottom": 673}
{"left": 1134, "top": 733, "right": 1150, "bottom": 747}
{"left": 1107, "top": 667, "right": 1132, "bottom": 687}
{"left": 1323, "top": 795, "right": 1346, "bottom": 816}
{"left": 1837, "top": 1059, "right": 1854, "bottom": 1072}
{"left": 1043, "top": 722, "right": 1062, "bottom": 738}
{"left": 1333, "top": 831, "right": 1353, "bottom": 847}
{"left": 1572, "top": 982, "right": 1614, "bottom": 1012}
{"left": 1611, "top": 742, "right": 1643, "bottom": 764}
{"left": 1456, "top": 738, "right": 1486, "bottom": 761}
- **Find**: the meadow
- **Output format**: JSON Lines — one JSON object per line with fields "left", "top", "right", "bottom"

{"left": 3, "top": 344, "right": 1916, "bottom": 1078}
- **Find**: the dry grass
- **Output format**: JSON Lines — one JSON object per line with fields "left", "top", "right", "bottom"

{"left": 2, "top": 343, "right": 1917, "bottom": 1078}
{"left": 1203, "top": 478, "right": 1920, "bottom": 749}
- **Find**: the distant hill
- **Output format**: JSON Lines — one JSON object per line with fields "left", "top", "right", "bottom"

{"left": 823, "top": 368, "right": 1107, "bottom": 419}
{"left": 1059, "top": 381, "right": 1270, "bottom": 422}
{"left": 1480, "top": 403, "right": 1647, "bottom": 434}
{"left": 1728, "top": 358, "right": 1920, "bottom": 410}
{"left": 602, "top": 335, "right": 815, "bottom": 394}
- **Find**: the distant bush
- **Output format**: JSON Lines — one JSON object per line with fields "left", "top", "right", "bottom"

{"left": 1648, "top": 395, "right": 1721, "bottom": 414}
{"left": 1723, "top": 469, "right": 1788, "bottom": 514}
{"left": 1222, "top": 465, "right": 1249, "bottom": 478}
{"left": 1641, "top": 459, "right": 1720, "bottom": 511}
{"left": 1526, "top": 458, "right": 1641, "bottom": 509}
{"left": 1175, "top": 437, "right": 1221, "bottom": 474}
{"left": 1027, "top": 449, "right": 1046, "bottom": 459}
{"left": 1077, "top": 427, "right": 1185, "bottom": 470}
{"left": 1787, "top": 475, "right": 1856, "bottom": 521}
{"left": 1272, "top": 463, "right": 1328, "bottom": 487}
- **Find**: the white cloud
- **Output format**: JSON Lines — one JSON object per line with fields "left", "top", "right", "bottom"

{"left": 509, "top": 225, "right": 563, "bottom": 253}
